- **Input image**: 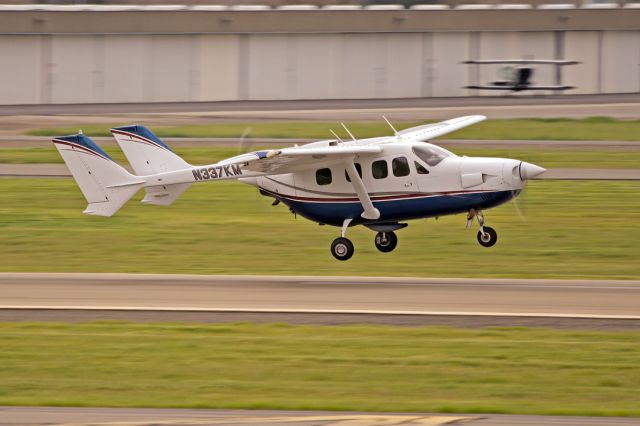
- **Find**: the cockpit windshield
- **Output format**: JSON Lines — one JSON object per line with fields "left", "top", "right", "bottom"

{"left": 412, "top": 145, "right": 453, "bottom": 167}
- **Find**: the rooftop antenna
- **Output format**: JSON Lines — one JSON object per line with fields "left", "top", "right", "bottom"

{"left": 329, "top": 129, "right": 344, "bottom": 143}
{"left": 382, "top": 116, "right": 398, "bottom": 136}
{"left": 340, "top": 122, "right": 356, "bottom": 141}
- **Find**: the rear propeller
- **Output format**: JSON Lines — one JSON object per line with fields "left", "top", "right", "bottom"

{"left": 237, "top": 126, "right": 253, "bottom": 155}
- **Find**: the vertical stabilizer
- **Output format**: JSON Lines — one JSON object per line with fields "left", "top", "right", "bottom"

{"left": 110, "top": 125, "right": 192, "bottom": 206}
{"left": 52, "top": 134, "right": 143, "bottom": 216}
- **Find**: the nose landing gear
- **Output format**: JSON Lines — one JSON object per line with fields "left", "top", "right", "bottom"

{"left": 477, "top": 226, "right": 497, "bottom": 247}
{"left": 467, "top": 209, "right": 498, "bottom": 247}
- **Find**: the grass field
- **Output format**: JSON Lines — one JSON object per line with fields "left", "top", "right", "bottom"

{"left": 2, "top": 146, "right": 640, "bottom": 169}
{"left": 1, "top": 322, "right": 639, "bottom": 416}
{"left": 1, "top": 178, "right": 639, "bottom": 279}
{"left": 25, "top": 117, "right": 640, "bottom": 141}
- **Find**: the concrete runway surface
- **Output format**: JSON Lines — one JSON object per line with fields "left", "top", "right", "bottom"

{"left": 2, "top": 407, "right": 640, "bottom": 426}
{"left": 2, "top": 275, "right": 640, "bottom": 425}
{"left": 1, "top": 273, "right": 639, "bottom": 329}
{"left": 1, "top": 94, "right": 639, "bottom": 119}
{"left": 3, "top": 136, "right": 639, "bottom": 150}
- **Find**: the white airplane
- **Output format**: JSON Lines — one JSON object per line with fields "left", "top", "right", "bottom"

{"left": 52, "top": 115, "right": 545, "bottom": 261}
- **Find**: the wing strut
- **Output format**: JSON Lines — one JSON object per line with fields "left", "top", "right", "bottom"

{"left": 345, "top": 159, "right": 380, "bottom": 220}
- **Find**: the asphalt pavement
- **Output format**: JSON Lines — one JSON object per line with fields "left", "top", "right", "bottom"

{"left": 2, "top": 136, "right": 640, "bottom": 149}
{"left": 1, "top": 406, "right": 639, "bottom": 426}
{"left": 1, "top": 273, "right": 639, "bottom": 329}
{"left": 1, "top": 93, "right": 639, "bottom": 119}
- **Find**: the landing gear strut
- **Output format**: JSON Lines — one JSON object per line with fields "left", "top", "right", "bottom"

{"left": 467, "top": 209, "right": 498, "bottom": 247}
{"left": 374, "top": 231, "right": 398, "bottom": 253}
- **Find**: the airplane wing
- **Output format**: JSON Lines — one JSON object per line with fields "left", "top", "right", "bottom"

{"left": 219, "top": 145, "right": 383, "bottom": 175}
{"left": 397, "top": 115, "right": 486, "bottom": 141}
{"left": 463, "top": 59, "right": 579, "bottom": 65}
{"left": 465, "top": 85, "right": 575, "bottom": 90}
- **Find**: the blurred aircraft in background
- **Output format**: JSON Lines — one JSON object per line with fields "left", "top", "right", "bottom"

{"left": 464, "top": 59, "right": 579, "bottom": 92}
{"left": 52, "top": 116, "right": 545, "bottom": 261}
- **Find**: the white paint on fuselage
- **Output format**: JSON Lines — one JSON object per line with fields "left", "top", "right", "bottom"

{"left": 254, "top": 140, "right": 526, "bottom": 201}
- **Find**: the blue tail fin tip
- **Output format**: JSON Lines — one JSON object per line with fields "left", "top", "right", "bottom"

{"left": 111, "top": 124, "right": 172, "bottom": 152}
{"left": 54, "top": 134, "right": 113, "bottom": 161}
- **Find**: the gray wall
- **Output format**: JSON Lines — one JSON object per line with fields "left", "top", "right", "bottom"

{"left": 1, "top": 10, "right": 639, "bottom": 104}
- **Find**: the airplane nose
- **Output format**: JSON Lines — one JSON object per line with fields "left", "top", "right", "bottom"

{"left": 519, "top": 161, "right": 546, "bottom": 180}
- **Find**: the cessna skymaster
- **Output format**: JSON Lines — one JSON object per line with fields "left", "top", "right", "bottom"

{"left": 52, "top": 115, "right": 546, "bottom": 261}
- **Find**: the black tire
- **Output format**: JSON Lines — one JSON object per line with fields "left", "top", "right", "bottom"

{"left": 374, "top": 231, "right": 398, "bottom": 253}
{"left": 331, "top": 237, "right": 355, "bottom": 261}
{"left": 477, "top": 226, "right": 498, "bottom": 247}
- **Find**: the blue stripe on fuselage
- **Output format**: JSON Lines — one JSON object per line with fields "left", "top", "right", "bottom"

{"left": 279, "top": 190, "right": 517, "bottom": 226}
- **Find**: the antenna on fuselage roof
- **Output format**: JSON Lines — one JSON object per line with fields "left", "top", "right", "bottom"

{"left": 329, "top": 129, "right": 344, "bottom": 143}
{"left": 340, "top": 122, "right": 357, "bottom": 141}
{"left": 382, "top": 116, "right": 398, "bottom": 136}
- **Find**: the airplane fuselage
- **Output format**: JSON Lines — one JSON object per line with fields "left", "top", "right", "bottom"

{"left": 250, "top": 140, "right": 533, "bottom": 227}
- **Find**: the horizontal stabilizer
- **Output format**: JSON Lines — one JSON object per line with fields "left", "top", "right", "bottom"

{"left": 141, "top": 183, "right": 192, "bottom": 206}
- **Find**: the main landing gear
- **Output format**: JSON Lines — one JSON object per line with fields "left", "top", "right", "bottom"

{"left": 330, "top": 219, "right": 403, "bottom": 261}
{"left": 331, "top": 218, "right": 356, "bottom": 261}
{"left": 467, "top": 208, "right": 498, "bottom": 247}
{"left": 331, "top": 237, "right": 355, "bottom": 261}
{"left": 374, "top": 231, "right": 398, "bottom": 253}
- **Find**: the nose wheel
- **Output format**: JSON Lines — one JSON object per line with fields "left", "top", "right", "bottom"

{"left": 467, "top": 209, "right": 498, "bottom": 248}
{"left": 374, "top": 231, "right": 397, "bottom": 253}
{"left": 477, "top": 226, "right": 497, "bottom": 247}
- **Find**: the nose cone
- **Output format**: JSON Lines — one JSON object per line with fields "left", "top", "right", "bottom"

{"left": 519, "top": 162, "right": 546, "bottom": 180}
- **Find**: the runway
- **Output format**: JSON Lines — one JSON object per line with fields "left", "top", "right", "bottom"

{"left": 1, "top": 94, "right": 640, "bottom": 119}
{"left": 2, "top": 136, "right": 639, "bottom": 149}
{"left": 2, "top": 406, "right": 640, "bottom": 426}
{"left": 1, "top": 273, "right": 639, "bottom": 329}
{"left": 3, "top": 275, "right": 640, "bottom": 425}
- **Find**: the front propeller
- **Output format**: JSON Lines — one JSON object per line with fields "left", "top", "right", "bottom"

{"left": 513, "top": 161, "right": 545, "bottom": 222}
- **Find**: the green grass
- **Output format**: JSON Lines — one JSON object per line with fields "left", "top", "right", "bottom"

{"left": 24, "top": 117, "right": 640, "bottom": 141}
{"left": 1, "top": 179, "right": 639, "bottom": 279}
{"left": 1, "top": 322, "right": 639, "bottom": 416}
{"left": 3, "top": 146, "right": 640, "bottom": 169}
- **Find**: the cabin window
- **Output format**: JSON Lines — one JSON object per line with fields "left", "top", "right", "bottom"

{"left": 392, "top": 157, "right": 410, "bottom": 177}
{"left": 372, "top": 160, "right": 388, "bottom": 179}
{"left": 415, "top": 161, "right": 429, "bottom": 174}
{"left": 412, "top": 146, "right": 450, "bottom": 167}
{"left": 316, "top": 168, "right": 332, "bottom": 185}
{"left": 344, "top": 163, "right": 362, "bottom": 182}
